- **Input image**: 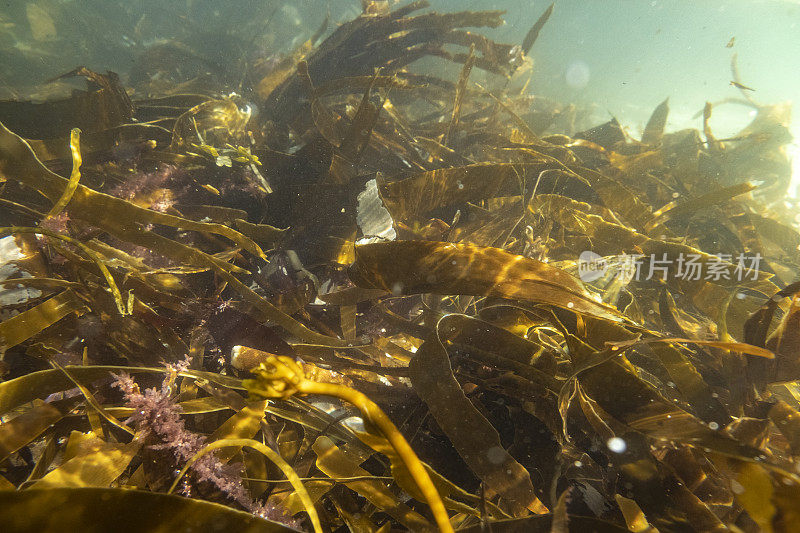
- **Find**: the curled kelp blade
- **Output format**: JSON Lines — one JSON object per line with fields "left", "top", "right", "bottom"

{"left": 0, "top": 488, "right": 297, "bottom": 533}
{"left": 349, "top": 240, "right": 625, "bottom": 322}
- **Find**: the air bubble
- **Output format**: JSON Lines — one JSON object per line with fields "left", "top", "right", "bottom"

{"left": 606, "top": 437, "right": 626, "bottom": 453}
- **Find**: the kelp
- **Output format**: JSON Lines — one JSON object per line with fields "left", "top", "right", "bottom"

{"left": 0, "top": 289, "right": 86, "bottom": 352}
{"left": 0, "top": 488, "right": 296, "bottom": 532}
{"left": 0, "top": 1, "right": 798, "bottom": 532}
{"left": 408, "top": 314, "right": 544, "bottom": 515}
{"left": 31, "top": 430, "right": 140, "bottom": 489}
{"left": 313, "top": 436, "right": 433, "bottom": 531}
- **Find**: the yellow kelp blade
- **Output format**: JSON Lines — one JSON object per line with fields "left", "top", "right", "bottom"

{"left": 0, "top": 488, "right": 296, "bottom": 532}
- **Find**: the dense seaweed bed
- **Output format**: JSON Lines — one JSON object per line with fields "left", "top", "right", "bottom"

{"left": 1, "top": 2, "right": 799, "bottom": 532}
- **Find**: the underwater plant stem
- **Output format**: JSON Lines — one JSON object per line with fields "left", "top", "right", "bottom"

{"left": 167, "top": 438, "right": 322, "bottom": 533}
{"left": 50, "top": 358, "right": 135, "bottom": 436}
{"left": 46, "top": 128, "right": 82, "bottom": 219}
{"left": 242, "top": 352, "right": 454, "bottom": 532}
{"left": 298, "top": 380, "right": 454, "bottom": 533}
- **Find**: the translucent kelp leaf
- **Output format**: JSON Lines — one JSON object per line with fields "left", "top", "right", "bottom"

{"left": 32, "top": 430, "right": 140, "bottom": 489}
{"left": 645, "top": 181, "right": 757, "bottom": 232}
{"left": 566, "top": 341, "right": 764, "bottom": 460}
{"left": 520, "top": 3, "right": 554, "bottom": 55}
{"left": 313, "top": 75, "right": 424, "bottom": 98}
{"left": 768, "top": 401, "right": 800, "bottom": 455}
{"left": 353, "top": 425, "right": 517, "bottom": 520}
{"left": 733, "top": 213, "right": 800, "bottom": 267}
{"left": 255, "top": 40, "right": 315, "bottom": 102}
{"left": 356, "top": 178, "right": 396, "bottom": 244}
{"left": 574, "top": 166, "right": 659, "bottom": 231}
{"left": 763, "top": 296, "right": 800, "bottom": 383}
{"left": 647, "top": 342, "right": 732, "bottom": 426}
{"left": 443, "top": 43, "right": 476, "bottom": 147}
{"left": 207, "top": 401, "right": 267, "bottom": 463}
{"left": 108, "top": 396, "right": 230, "bottom": 419}
{"left": 709, "top": 453, "right": 800, "bottom": 533}
{"left": 605, "top": 432, "right": 725, "bottom": 531}
{"left": 336, "top": 72, "right": 384, "bottom": 167}
{"left": 614, "top": 494, "right": 658, "bottom": 533}
{"left": 438, "top": 313, "right": 558, "bottom": 390}
{"left": 0, "top": 487, "right": 297, "bottom": 532}
{"left": 263, "top": 2, "right": 516, "bottom": 127}
{"left": 169, "top": 98, "right": 251, "bottom": 152}
{"left": 744, "top": 281, "right": 800, "bottom": 349}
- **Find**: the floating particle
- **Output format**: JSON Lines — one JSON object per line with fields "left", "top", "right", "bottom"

{"left": 565, "top": 60, "right": 590, "bottom": 89}
{"left": 486, "top": 446, "right": 505, "bottom": 464}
